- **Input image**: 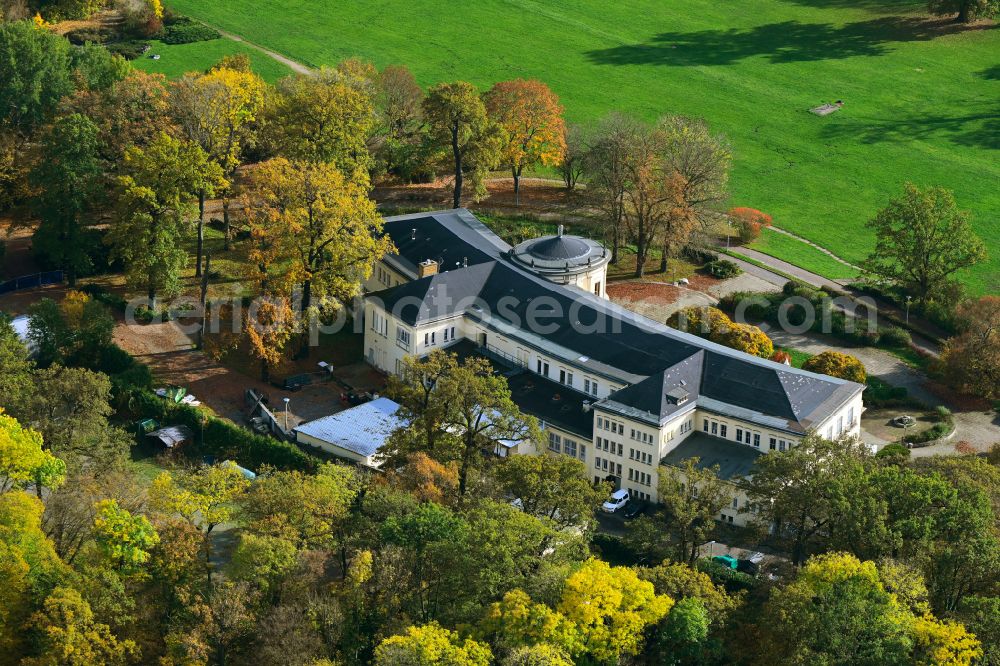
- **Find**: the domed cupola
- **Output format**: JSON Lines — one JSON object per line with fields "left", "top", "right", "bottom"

{"left": 509, "top": 225, "right": 610, "bottom": 297}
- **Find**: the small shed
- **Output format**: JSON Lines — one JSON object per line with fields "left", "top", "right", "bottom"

{"left": 293, "top": 397, "right": 405, "bottom": 468}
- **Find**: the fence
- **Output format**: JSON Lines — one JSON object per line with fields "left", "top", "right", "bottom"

{"left": 0, "top": 271, "right": 64, "bottom": 295}
{"left": 245, "top": 388, "right": 289, "bottom": 437}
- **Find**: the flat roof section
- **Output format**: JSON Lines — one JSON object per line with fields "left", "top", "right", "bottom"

{"left": 660, "top": 431, "right": 763, "bottom": 481}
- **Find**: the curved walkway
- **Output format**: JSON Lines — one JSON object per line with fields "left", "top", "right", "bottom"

{"left": 768, "top": 226, "right": 862, "bottom": 272}
{"left": 768, "top": 329, "right": 998, "bottom": 454}
{"left": 213, "top": 27, "right": 314, "bottom": 76}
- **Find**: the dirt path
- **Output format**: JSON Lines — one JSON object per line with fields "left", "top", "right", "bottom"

{"left": 210, "top": 27, "right": 314, "bottom": 76}
{"left": 768, "top": 226, "right": 861, "bottom": 271}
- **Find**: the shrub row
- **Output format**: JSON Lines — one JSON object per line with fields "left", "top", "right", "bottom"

{"left": 105, "top": 40, "right": 150, "bottom": 61}
{"left": 903, "top": 406, "right": 955, "bottom": 446}
{"left": 706, "top": 259, "right": 742, "bottom": 279}
{"left": 126, "top": 388, "right": 316, "bottom": 472}
{"left": 718, "top": 282, "right": 916, "bottom": 351}
{"left": 159, "top": 19, "right": 221, "bottom": 45}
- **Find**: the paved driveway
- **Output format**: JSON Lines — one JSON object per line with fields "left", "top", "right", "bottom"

{"left": 768, "top": 330, "right": 998, "bottom": 452}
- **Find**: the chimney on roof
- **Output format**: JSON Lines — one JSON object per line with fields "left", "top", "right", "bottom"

{"left": 418, "top": 259, "right": 438, "bottom": 278}
{"left": 410, "top": 228, "right": 416, "bottom": 240}
{"left": 557, "top": 224, "right": 564, "bottom": 237}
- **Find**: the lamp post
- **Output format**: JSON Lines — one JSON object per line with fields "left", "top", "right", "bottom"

{"left": 708, "top": 540, "right": 716, "bottom": 557}
{"left": 283, "top": 397, "right": 290, "bottom": 432}
{"left": 905, "top": 295, "right": 912, "bottom": 325}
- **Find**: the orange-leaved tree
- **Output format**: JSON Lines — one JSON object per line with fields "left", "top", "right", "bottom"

{"left": 484, "top": 79, "right": 566, "bottom": 206}
{"left": 728, "top": 207, "right": 772, "bottom": 244}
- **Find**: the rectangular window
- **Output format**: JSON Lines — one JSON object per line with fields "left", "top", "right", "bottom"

{"left": 548, "top": 432, "right": 561, "bottom": 453}
{"left": 579, "top": 445, "right": 586, "bottom": 461}
{"left": 617, "top": 443, "right": 623, "bottom": 456}
{"left": 753, "top": 432, "right": 761, "bottom": 448}
{"left": 396, "top": 328, "right": 411, "bottom": 349}
{"left": 564, "top": 439, "right": 577, "bottom": 458}
{"left": 769, "top": 437, "right": 777, "bottom": 450}
{"left": 848, "top": 407, "right": 856, "bottom": 425}
{"left": 837, "top": 415, "right": 844, "bottom": 435}
{"left": 616, "top": 463, "right": 622, "bottom": 476}
{"left": 703, "top": 419, "right": 709, "bottom": 432}
{"left": 590, "top": 381, "right": 598, "bottom": 396}
{"left": 779, "top": 440, "right": 787, "bottom": 452}
{"left": 584, "top": 379, "right": 591, "bottom": 394}
{"left": 720, "top": 424, "right": 728, "bottom": 439}
{"left": 711, "top": 421, "right": 718, "bottom": 435}
{"left": 736, "top": 428, "right": 743, "bottom": 443}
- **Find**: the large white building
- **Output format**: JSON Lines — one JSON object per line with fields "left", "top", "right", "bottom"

{"left": 362, "top": 210, "right": 864, "bottom": 525}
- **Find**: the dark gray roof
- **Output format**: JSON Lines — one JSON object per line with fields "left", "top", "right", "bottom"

{"left": 528, "top": 236, "right": 589, "bottom": 260}
{"left": 369, "top": 210, "right": 864, "bottom": 433}
{"left": 379, "top": 209, "right": 507, "bottom": 277}
{"left": 660, "top": 432, "right": 763, "bottom": 481}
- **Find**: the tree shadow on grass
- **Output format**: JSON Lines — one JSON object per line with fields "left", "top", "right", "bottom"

{"left": 820, "top": 103, "right": 1000, "bottom": 150}
{"left": 978, "top": 64, "right": 1000, "bottom": 79}
{"left": 586, "top": 17, "right": 997, "bottom": 67}
{"left": 775, "top": 0, "right": 928, "bottom": 13}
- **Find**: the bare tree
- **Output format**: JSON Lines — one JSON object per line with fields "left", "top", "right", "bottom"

{"left": 584, "top": 113, "right": 643, "bottom": 265}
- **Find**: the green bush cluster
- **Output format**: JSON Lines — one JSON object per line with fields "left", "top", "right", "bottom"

{"left": 696, "top": 558, "right": 757, "bottom": 592}
{"left": 719, "top": 283, "right": 915, "bottom": 351}
{"left": 901, "top": 405, "right": 955, "bottom": 446}
{"left": 864, "top": 376, "right": 913, "bottom": 408}
{"left": 706, "top": 259, "right": 742, "bottom": 279}
{"left": 159, "top": 18, "right": 221, "bottom": 45}
{"left": 105, "top": 40, "right": 150, "bottom": 61}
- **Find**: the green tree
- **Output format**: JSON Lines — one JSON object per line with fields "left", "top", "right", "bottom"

{"left": 638, "top": 561, "right": 741, "bottom": 619}
{"left": 494, "top": 454, "right": 608, "bottom": 529}
{"left": 742, "top": 433, "right": 871, "bottom": 565}
{"left": 170, "top": 65, "right": 267, "bottom": 258}
{"left": 629, "top": 459, "right": 732, "bottom": 563}
{"left": 657, "top": 597, "right": 711, "bottom": 666}
{"left": 387, "top": 352, "right": 540, "bottom": 495}
{"left": 0, "top": 316, "right": 33, "bottom": 411}
{"left": 503, "top": 644, "right": 573, "bottom": 666}
{"left": 21, "top": 586, "right": 139, "bottom": 666}
{"left": 753, "top": 553, "right": 915, "bottom": 666}
{"left": 149, "top": 463, "right": 251, "bottom": 585}
{"left": 863, "top": 184, "right": 986, "bottom": 306}
{"left": 92, "top": 499, "right": 159, "bottom": 569}
{"left": 585, "top": 113, "right": 643, "bottom": 265}
{"left": 29, "top": 114, "right": 102, "bottom": 286}
{"left": 268, "top": 67, "right": 375, "bottom": 175}
{"left": 0, "top": 409, "right": 65, "bottom": 495}
{"left": 423, "top": 81, "right": 502, "bottom": 208}
{"left": 108, "top": 132, "right": 225, "bottom": 310}
{"left": 374, "top": 623, "right": 492, "bottom": 666}
{"left": 928, "top": 0, "right": 998, "bottom": 22}
{"left": 0, "top": 20, "right": 72, "bottom": 135}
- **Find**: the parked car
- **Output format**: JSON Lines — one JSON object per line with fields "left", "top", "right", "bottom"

{"left": 712, "top": 554, "right": 739, "bottom": 570}
{"left": 601, "top": 489, "right": 631, "bottom": 513}
{"left": 623, "top": 499, "right": 648, "bottom": 519}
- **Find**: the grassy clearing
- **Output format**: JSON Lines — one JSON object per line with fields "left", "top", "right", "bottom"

{"left": 776, "top": 347, "right": 813, "bottom": 368}
{"left": 748, "top": 228, "right": 860, "bottom": 281}
{"left": 166, "top": 0, "right": 1000, "bottom": 295}
{"left": 131, "top": 37, "right": 294, "bottom": 82}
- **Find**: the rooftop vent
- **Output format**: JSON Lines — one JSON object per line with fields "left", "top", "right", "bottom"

{"left": 582, "top": 400, "right": 592, "bottom": 413}
{"left": 557, "top": 224, "right": 565, "bottom": 237}
{"left": 410, "top": 228, "right": 416, "bottom": 240}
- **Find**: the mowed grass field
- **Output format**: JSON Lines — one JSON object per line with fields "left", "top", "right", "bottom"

{"left": 167, "top": 0, "right": 999, "bottom": 294}
{"left": 132, "top": 38, "right": 293, "bottom": 83}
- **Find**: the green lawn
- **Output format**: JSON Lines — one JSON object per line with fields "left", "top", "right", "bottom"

{"left": 131, "top": 37, "right": 294, "bottom": 83}
{"left": 749, "top": 227, "right": 860, "bottom": 281}
{"left": 165, "top": 0, "right": 999, "bottom": 295}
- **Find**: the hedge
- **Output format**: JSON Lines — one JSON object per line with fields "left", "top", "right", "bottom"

{"left": 127, "top": 388, "right": 316, "bottom": 472}
{"left": 159, "top": 22, "right": 220, "bottom": 45}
